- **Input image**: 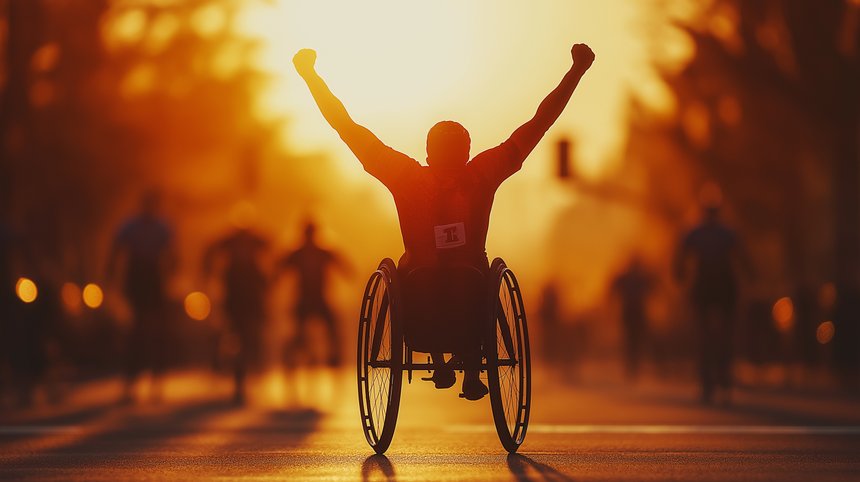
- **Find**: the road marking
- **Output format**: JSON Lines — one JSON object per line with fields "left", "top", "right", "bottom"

{"left": 449, "top": 424, "right": 860, "bottom": 435}
{"left": 0, "top": 426, "right": 84, "bottom": 434}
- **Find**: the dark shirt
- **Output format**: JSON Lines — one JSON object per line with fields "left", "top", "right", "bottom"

{"left": 113, "top": 215, "right": 173, "bottom": 307}
{"left": 612, "top": 268, "right": 653, "bottom": 323}
{"left": 280, "top": 243, "right": 337, "bottom": 306}
{"left": 360, "top": 140, "right": 523, "bottom": 270}
{"left": 678, "top": 221, "right": 740, "bottom": 303}
{"left": 212, "top": 229, "right": 268, "bottom": 301}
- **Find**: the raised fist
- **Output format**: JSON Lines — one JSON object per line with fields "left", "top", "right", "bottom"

{"left": 571, "top": 43, "right": 595, "bottom": 71}
{"left": 293, "top": 48, "right": 317, "bottom": 76}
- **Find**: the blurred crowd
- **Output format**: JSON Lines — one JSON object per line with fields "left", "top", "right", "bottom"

{"left": 538, "top": 182, "right": 857, "bottom": 404}
{"left": 0, "top": 191, "right": 349, "bottom": 408}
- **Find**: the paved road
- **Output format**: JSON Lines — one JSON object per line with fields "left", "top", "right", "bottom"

{"left": 1, "top": 368, "right": 859, "bottom": 481}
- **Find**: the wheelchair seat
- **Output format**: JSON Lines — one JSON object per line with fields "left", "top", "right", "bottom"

{"left": 399, "top": 264, "right": 488, "bottom": 354}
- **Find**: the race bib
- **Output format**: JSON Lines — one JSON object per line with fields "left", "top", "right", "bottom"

{"left": 434, "top": 222, "right": 466, "bottom": 249}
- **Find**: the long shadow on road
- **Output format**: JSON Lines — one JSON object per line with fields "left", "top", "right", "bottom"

{"left": 359, "top": 453, "right": 577, "bottom": 482}
{"left": 507, "top": 454, "right": 577, "bottom": 482}
{"left": 0, "top": 400, "right": 322, "bottom": 476}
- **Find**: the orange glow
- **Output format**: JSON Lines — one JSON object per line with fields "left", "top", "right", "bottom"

{"left": 29, "top": 80, "right": 56, "bottom": 108}
{"left": 16, "top": 277, "right": 38, "bottom": 303}
{"left": 103, "top": 8, "right": 147, "bottom": 50}
{"left": 230, "top": 201, "right": 258, "bottom": 229}
{"left": 144, "top": 13, "right": 180, "bottom": 54}
{"left": 816, "top": 321, "right": 835, "bottom": 345}
{"left": 190, "top": 4, "right": 227, "bottom": 38}
{"left": 31, "top": 43, "right": 61, "bottom": 72}
{"left": 61, "top": 282, "right": 83, "bottom": 314}
{"left": 211, "top": 43, "right": 244, "bottom": 79}
{"left": 772, "top": 297, "right": 794, "bottom": 332}
{"left": 184, "top": 291, "right": 211, "bottom": 321}
{"left": 818, "top": 282, "right": 837, "bottom": 310}
{"left": 682, "top": 102, "right": 712, "bottom": 148}
{"left": 120, "top": 63, "right": 156, "bottom": 97}
{"left": 82, "top": 283, "right": 104, "bottom": 309}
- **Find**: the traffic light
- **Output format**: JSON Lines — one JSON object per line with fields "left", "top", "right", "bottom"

{"left": 557, "top": 138, "right": 572, "bottom": 179}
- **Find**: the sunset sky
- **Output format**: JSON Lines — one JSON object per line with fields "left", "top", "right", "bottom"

{"left": 238, "top": 0, "right": 689, "bottom": 179}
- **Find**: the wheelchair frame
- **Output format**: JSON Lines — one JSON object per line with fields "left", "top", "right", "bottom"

{"left": 357, "top": 257, "right": 531, "bottom": 454}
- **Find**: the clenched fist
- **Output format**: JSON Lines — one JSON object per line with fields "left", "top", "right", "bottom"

{"left": 293, "top": 48, "right": 317, "bottom": 76}
{"left": 571, "top": 43, "right": 595, "bottom": 71}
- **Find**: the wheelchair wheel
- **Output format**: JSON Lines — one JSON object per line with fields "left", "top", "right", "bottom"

{"left": 486, "top": 258, "right": 531, "bottom": 453}
{"left": 357, "top": 258, "right": 403, "bottom": 454}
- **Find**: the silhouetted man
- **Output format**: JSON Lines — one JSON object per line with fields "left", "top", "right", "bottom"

{"left": 107, "top": 190, "right": 176, "bottom": 403}
{"left": 610, "top": 254, "right": 655, "bottom": 379}
{"left": 203, "top": 213, "right": 270, "bottom": 405}
{"left": 274, "top": 221, "right": 349, "bottom": 368}
{"left": 294, "top": 43, "right": 594, "bottom": 400}
{"left": 674, "top": 197, "right": 750, "bottom": 404}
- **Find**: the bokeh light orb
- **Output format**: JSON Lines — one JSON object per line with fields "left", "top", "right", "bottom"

{"left": 16, "top": 277, "right": 38, "bottom": 303}
{"left": 816, "top": 321, "right": 835, "bottom": 345}
{"left": 82, "top": 283, "right": 104, "bottom": 309}
{"left": 184, "top": 291, "right": 211, "bottom": 321}
{"left": 772, "top": 296, "right": 794, "bottom": 332}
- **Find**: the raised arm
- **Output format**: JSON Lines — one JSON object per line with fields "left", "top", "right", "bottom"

{"left": 508, "top": 43, "right": 595, "bottom": 159}
{"left": 293, "top": 49, "right": 386, "bottom": 163}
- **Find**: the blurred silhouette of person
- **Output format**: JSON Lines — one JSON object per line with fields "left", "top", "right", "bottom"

{"left": 610, "top": 254, "right": 655, "bottom": 380}
{"left": 0, "top": 223, "right": 13, "bottom": 399}
{"left": 538, "top": 280, "right": 562, "bottom": 364}
{"left": 833, "top": 276, "right": 860, "bottom": 389}
{"left": 674, "top": 186, "right": 751, "bottom": 404}
{"left": 0, "top": 225, "right": 60, "bottom": 407}
{"left": 202, "top": 204, "right": 270, "bottom": 405}
{"left": 107, "top": 189, "right": 177, "bottom": 403}
{"left": 274, "top": 221, "right": 351, "bottom": 368}
{"left": 0, "top": 223, "right": 21, "bottom": 405}
{"left": 293, "top": 43, "right": 594, "bottom": 400}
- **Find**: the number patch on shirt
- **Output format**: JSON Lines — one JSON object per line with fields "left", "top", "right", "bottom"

{"left": 434, "top": 222, "right": 466, "bottom": 249}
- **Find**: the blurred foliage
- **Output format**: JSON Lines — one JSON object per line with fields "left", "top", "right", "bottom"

{"left": 0, "top": 0, "right": 289, "bottom": 281}
{"left": 624, "top": 0, "right": 859, "bottom": 368}
{"left": 626, "top": 0, "right": 860, "bottom": 288}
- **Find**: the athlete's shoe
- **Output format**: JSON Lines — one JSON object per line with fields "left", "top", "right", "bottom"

{"left": 460, "top": 378, "right": 489, "bottom": 401}
{"left": 427, "top": 367, "right": 456, "bottom": 389}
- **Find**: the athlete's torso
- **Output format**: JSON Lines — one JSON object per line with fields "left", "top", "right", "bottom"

{"left": 389, "top": 165, "right": 496, "bottom": 270}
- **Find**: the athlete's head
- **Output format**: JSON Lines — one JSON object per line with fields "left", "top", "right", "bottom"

{"left": 698, "top": 182, "right": 723, "bottom": 223}
{"left": 303, "top": 221, "right": 317, "bottom": 242}
{"left": 426, "top": 121, "right": 470, "bottom": 169}
{"left": 140, "top": 188, "right": 161, "bottom": 218}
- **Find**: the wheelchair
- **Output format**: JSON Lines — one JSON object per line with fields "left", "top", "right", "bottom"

{"left": 357, "top": 257, "right": 531, "bottom": 454}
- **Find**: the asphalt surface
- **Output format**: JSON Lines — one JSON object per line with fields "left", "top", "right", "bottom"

{"left": 1, "top": 367, "right": 859, "bottom": 481}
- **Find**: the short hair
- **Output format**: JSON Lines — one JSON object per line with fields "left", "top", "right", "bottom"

{"left": 426, "top": 121, "right": 470, "bottom": 168}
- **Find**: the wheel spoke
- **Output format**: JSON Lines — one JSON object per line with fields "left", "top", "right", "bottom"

{"left": 370, "top": 294, "right": 390, "bottom": 362}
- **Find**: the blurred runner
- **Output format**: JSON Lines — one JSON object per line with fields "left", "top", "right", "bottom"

{"left": 274, "top": 221, "right": 351, "bottom": 369}
{"left": 202, "top": 204, "right": 270, "bottom": 405}
{"left": 0, "top": 223, "right": 20, "bottom": 405}
{"left": 107, "top": 189, "right": 177, "bottom": 404}
{"left": 610, "top": 254, "right": 655, "bottom": 380}
{"left": 674, "top": 186, "right": 751, "bottom": 404}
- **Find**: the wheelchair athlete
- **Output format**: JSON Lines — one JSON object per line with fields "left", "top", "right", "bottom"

{"left": 294, "top": 43, "right": 594, "bottom": 400}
